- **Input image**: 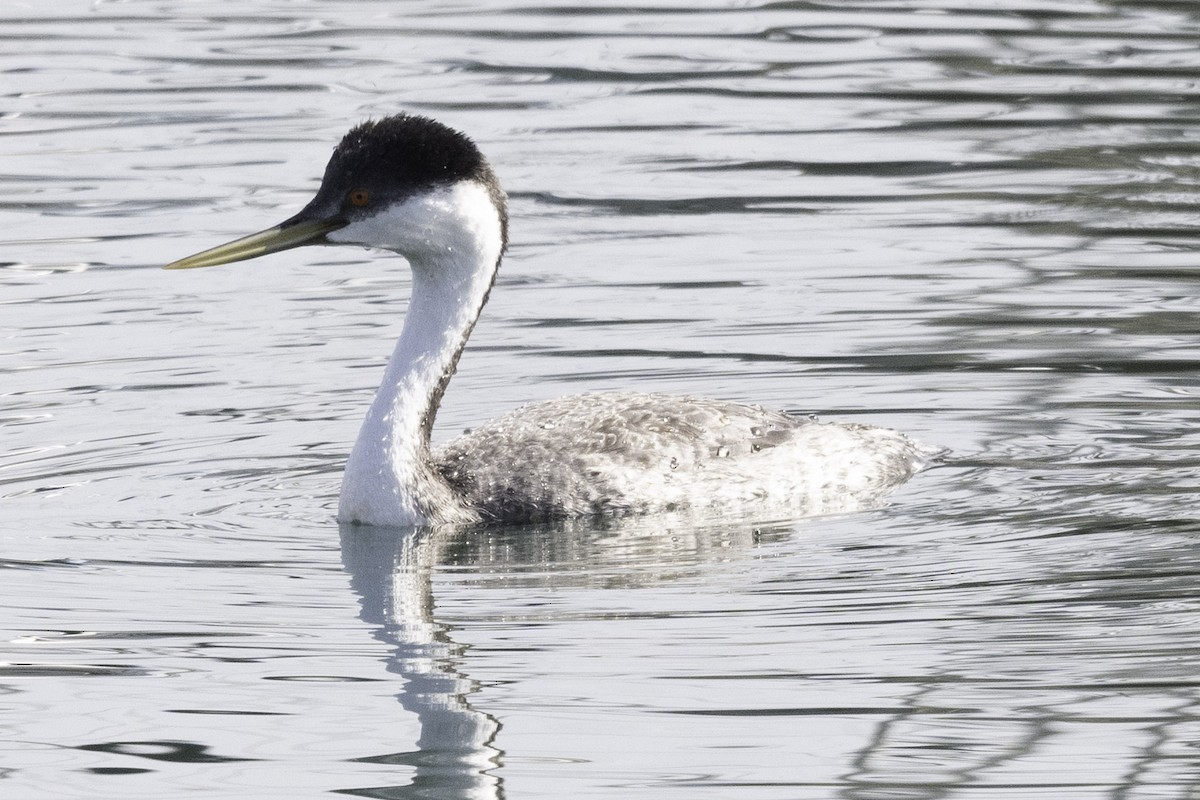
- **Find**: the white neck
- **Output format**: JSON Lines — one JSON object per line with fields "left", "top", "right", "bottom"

{"left": 336, "top": 181, "right": 504, "bottom": 527}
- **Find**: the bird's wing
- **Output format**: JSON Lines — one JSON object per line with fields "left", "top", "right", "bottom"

{"left": 433, "top": 391, "right": 926, "bottom": 522}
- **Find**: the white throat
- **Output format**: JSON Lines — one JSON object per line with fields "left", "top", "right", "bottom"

{"left": 336, "top": 181, "right": 504, "bottom": 527}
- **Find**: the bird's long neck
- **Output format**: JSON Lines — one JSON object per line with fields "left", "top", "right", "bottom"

{"left": 338, "top": 182, "right": 504, "bottom": 527}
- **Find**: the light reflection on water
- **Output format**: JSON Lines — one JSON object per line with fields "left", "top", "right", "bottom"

{"left": 2, "top": 0, "right": 1200, "bottom": 797}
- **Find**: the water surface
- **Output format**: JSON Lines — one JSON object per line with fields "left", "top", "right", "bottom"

{"left": 2, "top": 1, "right": 1200, "bottom": 797}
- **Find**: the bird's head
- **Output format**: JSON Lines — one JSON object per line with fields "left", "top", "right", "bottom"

{"left": 164, "top": 114, "right": 508, "bottom": 271}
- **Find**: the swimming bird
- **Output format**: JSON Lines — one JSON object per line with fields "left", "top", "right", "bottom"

{"left": 166, "top": 114, "right": 932, "bottom": 527}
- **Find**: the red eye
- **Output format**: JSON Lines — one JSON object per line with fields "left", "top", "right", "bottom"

{"left": 349, "top": 188, "right": 370, "bottom": 207}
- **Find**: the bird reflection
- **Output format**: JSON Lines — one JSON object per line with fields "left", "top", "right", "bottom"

{"left": 339, "top": 524, "right": 503, "bottom": 799}
{"left": 335, "top": 515, "right": 784, "bottom": 798}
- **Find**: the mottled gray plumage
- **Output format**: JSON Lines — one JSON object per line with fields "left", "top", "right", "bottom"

{"left": 436, "top": 391, "right": 931, "bottom": 523}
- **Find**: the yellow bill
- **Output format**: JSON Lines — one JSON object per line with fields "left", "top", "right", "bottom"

{"left": 164, "top": 218, "right": 347, "bottom": 270}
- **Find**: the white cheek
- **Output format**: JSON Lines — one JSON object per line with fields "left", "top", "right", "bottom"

{"left": 327, "top": 210, "right": 403, "bottom": 248}
{"left": 325, "top": 183, "right": 501, "bottom": 262}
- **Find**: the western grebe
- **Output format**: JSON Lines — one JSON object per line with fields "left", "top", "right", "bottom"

{"left": 166, "top": 114, "right": 933, "bottom": 527}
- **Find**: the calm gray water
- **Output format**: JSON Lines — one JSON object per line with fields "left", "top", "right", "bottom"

{"left": 3, "top": 1, "right": 1200, "bottom": 798}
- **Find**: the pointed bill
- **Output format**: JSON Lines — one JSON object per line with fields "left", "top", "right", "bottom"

{"left": 163, "top": 218, "right": 347, "bottom": 270}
